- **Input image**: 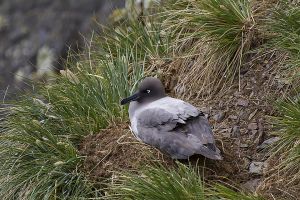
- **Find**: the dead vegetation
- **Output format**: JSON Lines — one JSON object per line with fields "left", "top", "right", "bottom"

{"left": 258, "top": 153, "right": 300, "bottom": 200}
{"left": 79, "top": 123, "right": 174, "bottom": 185}
{"left": 157, "top": 0, "right": 258, "bottom": 98}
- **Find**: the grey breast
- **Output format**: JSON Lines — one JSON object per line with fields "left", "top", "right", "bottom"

{"left": 133, "top": 97, "right": 222, "bottom": 160}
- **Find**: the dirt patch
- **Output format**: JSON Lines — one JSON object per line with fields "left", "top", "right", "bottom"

{"left": 78, "top": 123, "right": 173, "bottom": 184}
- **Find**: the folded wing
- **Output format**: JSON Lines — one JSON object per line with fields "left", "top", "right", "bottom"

{"left": 136, "top": 98, "right": 222, "bottom": 160}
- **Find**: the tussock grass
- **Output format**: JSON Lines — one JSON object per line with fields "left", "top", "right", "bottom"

{"left": 258, "top": 3, "right": 300, "bottom": 197}
{"left": 0, "top": 98, "right": 99, "bottom": 199}
{"left": 274, "top": 97, "right": 300, "bottom": 175}
{"left": 96, "top": 18, "right": 171, "bottom": 68}
{"left": 267, "top": 1, "right": 300, "bottom": 83}
{"left": 160, "top": 0, "right": 256, "bottom": 97}
{"left": 0, "top": 24, "right": 145, "bottom": 198}
{"left": 260, "top": 97, "right": 300, "bottom": 198}
{"left": 105, "top": 162, "right": 263, "bottom": 200}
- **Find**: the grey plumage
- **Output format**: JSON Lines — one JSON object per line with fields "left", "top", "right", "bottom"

{"left": 121, "top": 77, "right": 222, "bottom": 160}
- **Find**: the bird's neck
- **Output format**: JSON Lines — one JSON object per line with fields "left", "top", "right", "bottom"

{"left": 129, "top": 96, "right": 166, "bottom": 119}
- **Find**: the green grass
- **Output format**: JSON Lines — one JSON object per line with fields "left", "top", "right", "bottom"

{"left": 0, "top": 23, "right": 145, "bottom": 198}
{"left": 95, "top": 18, "right": 172, "bottom": 66}
{"left": 267, "top": 2, "right": 300, "bottom": 81}
{"left": 271, "top": 97, "right": 300, "bottom": 178}
{"left": 0, "top": 98, "right": 99, "bottom": 199}
{"left": 42, "top": 53, "right": 144, "bottom": 138}
{"left": 265, "top": 1, "right": 300, "bottom": 187}
{"left": 160, "top": 0, "right": 256, "bottom": 95}
{"left": 105, "top": 162, "right": 263, "bottom": 200}
{"left": 260, "top": 95, "right": 300, "bottom": 198}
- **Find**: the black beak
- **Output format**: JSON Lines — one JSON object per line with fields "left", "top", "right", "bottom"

{"left": 120, "top": 92, "right": 141, "bottom": 105}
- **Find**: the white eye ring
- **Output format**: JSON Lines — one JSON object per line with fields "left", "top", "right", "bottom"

{"left": 146, "top": 89, "right": 151, "bottom": 93}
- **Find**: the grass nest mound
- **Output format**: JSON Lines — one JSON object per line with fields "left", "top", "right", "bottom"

{"left": 79, "top": 123, "right": 174, "bottom": 183}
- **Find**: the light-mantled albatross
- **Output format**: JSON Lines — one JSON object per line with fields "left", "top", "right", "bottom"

{"left": 121, "top": 77, "right": 222, "bottom": 160}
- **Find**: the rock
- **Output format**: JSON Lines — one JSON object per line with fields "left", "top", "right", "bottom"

{"left": 242, "top": 178, "right": 261, "bottom": 192}
{"left": 231, "top": 126, "right": 240, "bottom": 137}
{"left": 213, "top": 112, "right": 226, "bottom": 122}
{"left": 257, "top": 137, "right": 280, "bottom": 150}
{"left": 228, "top": 115, "right": 238, "bottom": 120}
{"left": 237, "top": 99, "right": 249, "bottom": 107}
{"left": 0, "top": 0, "right": 125, "bottom": 100}
{"left": 248, "top": 122, "right": 258, "bottom": 130}
{"left": 35, "top": 46, "right": 55, "bottom": 78}
{"left": 249, "top": 161, "right": 265, "bottom": 175}
{"left": 240, "top": 143, "right": 248, "bottom": 148}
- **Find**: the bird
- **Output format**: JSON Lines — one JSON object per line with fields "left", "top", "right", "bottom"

{"left": 120, "top": 77, "right": 222, "bottom": 160}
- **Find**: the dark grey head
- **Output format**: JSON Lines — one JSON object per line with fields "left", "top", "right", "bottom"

{"left": 121, "top": 77, "right": 166, "bottom": 105}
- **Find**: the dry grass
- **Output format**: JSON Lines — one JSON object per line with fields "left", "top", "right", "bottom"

{"left": 258, "top": 152, "right": 300, "bottom": 200}
{"left": 78, "top": 123, "right": 174, "bottom": 185}
{"left": 258, "top": 97, "right": 300, "bottom": 200}
{"left": 256, "top": 2, "right": 300, "bottom": 199}
{"left": 156, "top": 0, "right": 257, "bottom": 98}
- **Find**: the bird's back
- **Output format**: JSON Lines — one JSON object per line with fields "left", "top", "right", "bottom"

{"left": 131, "top": 97, "right": 222, "bottom": 160}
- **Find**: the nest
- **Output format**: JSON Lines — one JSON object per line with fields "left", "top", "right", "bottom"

{"left": 78, "top": 123, "right": 173, "bottom": 183}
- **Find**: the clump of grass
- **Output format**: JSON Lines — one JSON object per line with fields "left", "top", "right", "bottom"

{"left": 267, "top": 2, "right": 300, "bottom": 82}
{"left": 275, "top": 97, "right": 300, "bottom": 173}
{"left": 258, "top": 95, "right": 300, "bottom": 199}
{"left": 0, "top": 22, "right": 145, "bottom": 198}
{"left": 258, "top": 3, "right": 300, "bottom": 197}
{"left": 0, "top": 98, "right": 99, "bottom": 199}
{"left": 160, "top": 0, "right": 256, "bottom": 96}
{"left": 95, "top": 17, "right": 171, "bottom": 68}
{"left": 105, "top": 162, "right": 263, "bottom": 200}
{"left": 107, "top": 163, "right": 206, "bottom": 200}
{"left": 213, "top": 184, "right": 264, "bottom": 200}
{"left": 42, "top": 53, "right": 144, "bottom": 138}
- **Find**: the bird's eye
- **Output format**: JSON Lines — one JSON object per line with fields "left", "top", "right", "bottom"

{"left": 146, "top": 89, "right": 151, "bottom": 93}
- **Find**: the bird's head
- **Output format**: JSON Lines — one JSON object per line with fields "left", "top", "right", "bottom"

{"left": 121, "top": 77, "right": 166, "bottom": 105}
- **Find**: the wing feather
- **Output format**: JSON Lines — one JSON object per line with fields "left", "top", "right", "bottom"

{"left": 135, "top": 97, "right": 222, "bottom": 160}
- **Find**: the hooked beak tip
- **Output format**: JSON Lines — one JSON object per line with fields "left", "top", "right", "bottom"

{"left": 120, "top": 92, "right": 140, "bottom": 105}
{"left": 120, "top": 99, "right": 127, "bottom": 105}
